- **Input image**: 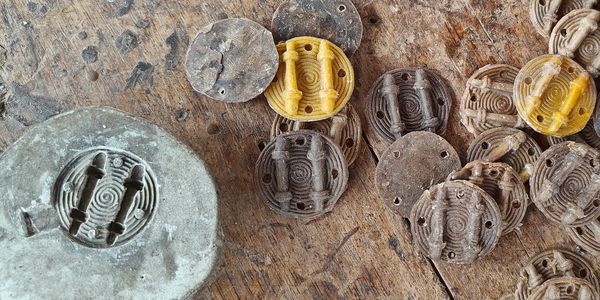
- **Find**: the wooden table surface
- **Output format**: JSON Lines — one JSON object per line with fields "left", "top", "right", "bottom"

{"left": 0, "top": 0, "right": 595, "bottom": 299}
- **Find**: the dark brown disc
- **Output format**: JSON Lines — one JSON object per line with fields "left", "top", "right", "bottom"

{"left": 567, "top": 218, "right": 600, "bottom": 256}
{"left": 410, "top": 180, "right": 502, "bottom": 264}
{"left": 375, "top": 131, "right": 461, "bottom": 217}
{"left": 271, "top": 0, "right": 363, "bottom": 56}
{"left": 255, "top": 130, "right": 348, "bottom": 219}
{"left": 185, "top": 18, "right": 279, "bottom": 103}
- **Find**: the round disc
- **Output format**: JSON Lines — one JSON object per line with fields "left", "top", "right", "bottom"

{"left": 449, "top": 161, "right": 529, "bottom": 235}
{"left": 367, "top": 68, "right": 452, "bottom": 144}
{"left": 531, "top": 142, "right": 600, "bottom": 227}
{"left": 271, "top": 0, "right": 363, "bottom": 56}
{"left": 255, "top": 130, "right": 349, "bottom": 219}
{"left": 376, "top": 131, "right": 461, "bottom": 217}
{"left": 270, "top": 103, "right": 362, "bottom": 166}
{"left": 185, "top": 18, "right": 279, "bottom": 103}
{"left": 410, "top": 180, "right": 502, "bottom": 264}
{"left": 529, "top": 0, "right": 596, "bottom": 37}
{"left": 460, "top": 64, "right": 522, "bottom": 136}
{"left": 548, "top": 119, "right": 600, "bottom": 149}
{"left": 467, "top": 127, "right": 542, "bottom": 181}
{"left": 0, "top": 107, "right": 220, "bottom": 299}
{"left": 527, "top": 277, "right": 598, "bottom": 300}
{"left": 550, "top": 9, "right": 600, "bottom": 77}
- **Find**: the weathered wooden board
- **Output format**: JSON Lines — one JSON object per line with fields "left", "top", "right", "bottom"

{"left": 0, "top": 0, "right": 597, "bottom": 299}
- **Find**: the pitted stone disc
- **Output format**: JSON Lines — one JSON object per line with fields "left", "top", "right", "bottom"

{"left": 527, "top": 277, "right": 598, "bottom": 300}
{"left": 514, "top": 54, "right": 596, "bottom": 137}
{"left": 410, "top": 180, "right": 502, "bottom": 264}
{"left": 514, "top": 249, "right": 600, "bottom": 300}
{"left": 367, "top": 68, "right": 452, "bottom": 145}
{"left": 449, "top": 161, "right": 529, "bottom": 236}
{"left": 548, "top": 119, "right": 600, "bottom": 149}
{"left": 567, "top": 219, "right": 600, "bottom": 256}
{"left": 530, "top": 142, "right": 600, "bottom": 227}
{"left": 460, "top": 64, "right": 524, "bottom": 136}
{"left": 271, "top": 0, "right": 363, "bottom": 56}
{"left": 270, "top": 103, "right": 362, "bottom": 166}
{"left": 0, "top": 107, "right": 220, "bottom": 299}
{"left": 185, "top": 18, "right": 279, "bottom": 103}
{"left": 549, "top": 9, "right": 600, "bottom": 77}
{"left": 467, "top": 127, "right": 542, "bottom": 181}
{"left": 375, "top": 131, "right": 461, "bottom": 217}
{"left": 529, "top": 0, "right": 598, "bottom": 37}
{"left": 255, "top": 130, "right": 348, "bottom": 219}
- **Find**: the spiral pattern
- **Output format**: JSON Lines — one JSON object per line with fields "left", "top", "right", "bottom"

{"left": 529, "top": 0, "right": 592, "bottom": 37}
{"left": 270, "top": 103, "right": 362, "bottom": 166}
{"left": 525, "top": 249, "right": 599, "bottom": 292}
{"left": 367, "top": 68, "right": 452, "bottom": 144}
{"left": 54, "top": 148, "right": 159, "bottom": 248}
{"left": 567, "top": 221, "right": 600, "bottom": 256}
{"left": 461, "top": 64, "right": 519, "bottom": 136}
{"left": 456, "top": 161, "right": 529, "bottom": 236}
{"left": 264, "top": 37, "right": 354, "bottom": 121}
{"left": 527, "top": 277, "right": 598, "bottom": 300}
{"left": 409, "top": 181, "right": 502, "bottom": 264}
{"left": 530, "top": 142, "right": 600, "bottom": 226}
{"left": 467, "top": 127, "right": 542, "bottom": 179}
{"left": 255, "top": 130, "right": 348, "bottom": 219}
{"left": 550, "top": 9, "right": 600, "bottom": 76}
{"left": 514, "top": 54, "right": 596, "bottom": 136}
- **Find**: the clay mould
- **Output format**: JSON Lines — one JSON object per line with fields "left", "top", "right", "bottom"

{"left": 375, "top": 131, "right": 461, "bottom": 217}
{"left": 528, "top": 277, "right": 598, "bottom": 300}
{"left": 410, "top": 180, "right": 502, "bottom": 264}
{"left": 449, "top": 161, "right": 529, "bottom": 235}
{"left": 531, "top": 142, "right": 600, "bottom": 226}
{"left": 550, "top": 8, "right": 600, "bottom": 77}
{"left": 467, "top": 127, "right": 542, "bottom": 181}
{"left": 271, "top": 0, "right": 363, "bottom": 56}
{"left": 547, "top": 119, "right": 600, "bottom": 149}
{"left": 265, "top": 36, "right": 354, "bottom": 122}
{"left": 271, "top": 103, "right": 362, "bottom": 166}
{"left": 514, "top": 249, "right": 600, "bottom": 299}
{"left": 185, "top": 18, "right": 279, "bottom": 103}
{"left": 255, "top": 130, "right": 348, "bottom": 219}
{"left": 514, "top": 54, "right": 596, "bottom": 136}
{"left": 367, "top": 68, "right": 451, "bottom": 145}
{"left": 460, "top": 64, "right": 525, "bottom": 136}
{"left": 529, "top": 0, "right": 598, "bottom": 37}
{"left": 567, "top": 219, "right": 600, "bottom": 256}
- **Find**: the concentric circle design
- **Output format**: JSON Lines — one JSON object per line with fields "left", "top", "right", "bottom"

{"left": 527, "top": 277, "right": 598, "bottom": 300}
{"left": 264, "top": 36, "right": 355, "bottom": 122}
{"left": 367, "top": 68, "right": 452, "bottom": 144}
{"left": 410, "top": 180, "right": 502, "bottom": 264}
{"left": 271, "top": 103, "right": 362, "bottom": 166}
{"left": 530, "top": 142, "right": 600, "bottom": 226}
{"left": 550, "top": 9, "right": 600, "bottom": 77}
{"left": 450, "top": 161, "right": 529, "bottom": 235}
{"left": 460, "top": 64, "right": 521, "bottom": 136}
{"left": 529, "top": 0, "right": 596, "bottom": 37}
{"left": 548, "top": 120, "right": 600, "bottom": 148}
{"left": 514, "top": 54, "right": 596, "bottom": 136}
{"left": 255, "top": 130, "right": 348, "bottom": 219}
{"left": 567, "top": 220, "right": 600, "bottom": 256}
{"left": 53, "top": 147, "right": 159, "bottom": 248}
{"left": 467, "top": 127, "right": 542, "bottom": 180}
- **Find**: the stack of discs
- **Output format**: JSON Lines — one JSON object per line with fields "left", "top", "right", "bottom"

{"left": 184, "top": 0, "right": 365, "bottom": 219}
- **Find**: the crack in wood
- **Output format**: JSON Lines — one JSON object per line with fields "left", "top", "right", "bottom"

{"left": 314, "top": 226, "right": 360, "bottom": 275}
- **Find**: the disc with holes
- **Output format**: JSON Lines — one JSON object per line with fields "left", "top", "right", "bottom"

{"left": 514, "top": 249, "right": 600, "bottom": 300}
{"left": 530, "top": 142, "right": 600, "bottom": 227}
{"left": 548, "top": 119, "right": 600, "bottom": 149}
{"left": 410, "top": 180, "right": 502, "bottom": 264}
{"left": 448, "top": 161, "right": 529, "bottom": 235}
{"left": 514, "top": 54, "right": 596, "bottom": 136}
{"left": 527, "top": 277, "right": 598, "bottom": 300}
{"left": 0, "top": 107, "right": 220, "bottom": 299}
{"left": 367, "top": 68, "right": 452, "bottom": 145}
{"left": 529, "top": 0, "right": 598, "bottom": 37}
{"left": 255, "top": 130, "right": 348, "bottom": 219}
{"left": 264, "top": 36, "right": 354, "bottom": 122}
{"left": 550, "top": 9, "right": 600, "bottom": 77}
{"left": 460, "top": 64, "right": 525, "bottom": 136}
{"left": 271, "top": 0, "right": 363, "bottom": 56}
{"left": 271, "top": 103, "right": 362, "bottom": 166}
{"left": 467, "top": 127, "right": 542, "bottom": 181}
{"left": 567, "top": 220, "right": 600, "bottom": 256}
{"left": 185, "top": 18, "right": 279, "bottom": 103}
{"left": 376, "top": 131, "right": 461, "bottom": 217}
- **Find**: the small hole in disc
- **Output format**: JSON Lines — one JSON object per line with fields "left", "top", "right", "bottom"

{"left": 560, "top": 29, "right": 567, "bottom": 37}
{"left": 332, "top": 169, "right": 339, "bottom": 179}
{"left": 304, "top": 44, "right": 313, "bottom": 51}
{"left": 262, "top": 174, "right": 272, "bottom": 184}
{"left": 305, "top": 106, "right": 313, "bottom": 114}
{"left": 440, "top": 151, "right": 449, "bottom": 158}
{"left": 279, "top": 123, "right": 289, "bottom": 132}
{"left": 338, "top": 4, "right": 346, "bottom": 12}
{"left": 345, "top": 138, "right": 354, "bottom": 148}
{"left": 536, "top": 115, "right": 544, "bottom": 123}
{"left": 338, "top": 69, "right": 346, "bottom": 78}
{"left": 481, "top": 141, "right": 489, "bottom": 150}
{"left": 546, "top": 159, "right": 554, "bottom": 167}
{"left": 524, "top": 77, "right": 532, "bottom": 85}
{"left": 417, "top": 217, "right": 425, "bottom": 225}
{"left": 376, "top": 111, "right": 385, "bottom": 119}
{"left": 393, "top": 197, "right": 400, "bottom": 205}
{"left": 485, "top": 221, "right": 492, "bottom": 229}
{"left": 297, "top": 202, "right": 306, "bottom": 210}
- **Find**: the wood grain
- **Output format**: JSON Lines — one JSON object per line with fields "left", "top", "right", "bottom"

{"left": 0, "top": 0, "right": 597, "bottom": 299}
